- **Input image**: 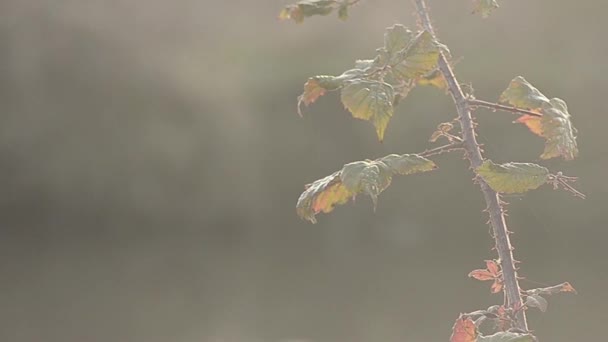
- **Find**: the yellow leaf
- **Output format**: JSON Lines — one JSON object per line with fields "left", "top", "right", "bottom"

{"left": 340, "top": 80, "right": 395, "bottom": 141}
{"left": 477, "top": 160, "right": 549, "bottom": 194}
{"left": 392, "top": 31, "right": 441, "bottom": 80}
{"left": 515, "top": 115, "right": 543, "bottom": 136}
{"left": 417, "top": 68, "right": 447, "bottom": 91}
{"left": 499, "top": 76, "right": 548, "bottom": 111}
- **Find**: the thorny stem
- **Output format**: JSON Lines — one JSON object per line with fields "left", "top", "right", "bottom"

{"left": 469, "top": 99, "right": 543, "bottom": 118}
{"left": 413, "top": 0, "right": 529, "bottom": 331}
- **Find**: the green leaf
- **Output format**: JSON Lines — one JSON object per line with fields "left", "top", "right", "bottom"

{"left": 476, "top": 160, "right": 549, "bottom": 194}
{"left": 499, "top": 76, "right": 549, "bottom": 111}
{"left": 341, "top": 80, "right": 395, "bottom": 141}
{"left": 382, "top": 24, "right": 414, "bottom": 61}
{"left": 279, "top": 0, "right": 337, "bottom": 23}
{"left": 478, "top": 332, "right": 536, "bottom": 342}
{"left": 537, "top": 98, "right": 579, "bottom": 160}
{"left": 525, "top": 294, "right": 548, "bottom": 312}
{"left": 379, "top": 154, "right": 437, "bottom": 175}
{"left": 416, "top": 68, "right": 447, "bottom": 91}
{"left": 297, "top": 66, "right": 375, "bottom": 115}
{"left": 296, "top": 154, "right": 437, "bottom": 223}
{"left": 279, "top": 0, "right": 359, "bottom": 23}
{"left": 337, "top": 2, "right": 349, "bottom": 20}
{"left": 472, "top": 0, "right": 500, "bottom": 18}
{"left": 375, "top": 28, "right": 441, "bottom": 91}
{"left": 391, "top": 30, "right": 441, "bottom": 80}
{"left": 296, "top": 171, "right": 351, "bottom": 224}
{"left": 340, "top": 161, "right": 392, "bottom": 209}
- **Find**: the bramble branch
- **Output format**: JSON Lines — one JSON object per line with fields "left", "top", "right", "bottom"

{"left": 413, "top": 0, "right": 529, "bottom": 331}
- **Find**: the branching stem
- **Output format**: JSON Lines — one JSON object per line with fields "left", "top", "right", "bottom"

{"left": 413, "top": 0, "right": 529, "bottom": 331}
{"left": 469, "top": 99, "right": 543, "bottom": 118}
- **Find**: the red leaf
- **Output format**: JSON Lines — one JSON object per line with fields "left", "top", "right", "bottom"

{"left": 491, "top": 279, "right": 503, "bottom": 294}
{"left": 469, "top": 260, "right": 501, "bottom": 282}
{"left": 468, "top": 269, "right": 495, "bottom": 281}
{"left": 561, "top": 282, "right": 577, "bottom": 294}
{"left": 485, "top": 260, "right": 500, "bottom": 277}
{"left": 450, "top": 316, "right": 477, "bottom": 342}
{"left": 495, "top": 306, "right": 510, "bottom": 331}
{"left": 515, "top": 114, "right": 544, "bottom": 136}
{"left": 311, "top": 182, "right": 350, "bottom": 214}
{"left": 301, "top": 78, "right": 327, "bottom": 106}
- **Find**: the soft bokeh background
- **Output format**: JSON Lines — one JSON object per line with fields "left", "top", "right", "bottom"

{"left": 1, "top": 1, "right": 606, "bottom": 341}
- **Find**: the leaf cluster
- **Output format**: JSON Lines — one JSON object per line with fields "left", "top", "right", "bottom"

{"left": 296, "top": 154, "right": 436, "bottom": 223}
{"left": 298, "top": 25, "right": 447, "bottom": 141}
{"left": 282, "top": 2, "right": 584, "bottom": 340}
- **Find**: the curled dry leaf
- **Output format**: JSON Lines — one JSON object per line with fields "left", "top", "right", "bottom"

{"left": 499, "top": 76, "right": 578, "bottom": 160}
{"left": 450, "top": 316, "right": 477, "bottom": 342}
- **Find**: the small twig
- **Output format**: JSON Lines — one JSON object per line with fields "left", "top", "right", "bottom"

{"left": 445, "top": 132, "right": 463, "bottom": 143}
{"left": 548, "top": 172, "right": 586, "bottom": 199}
{"left": 419, "top": 141, "right": 464, "bottom": 158}
{"left": 468, "top": 99, "right": 543, "bottom": 118}
{"left": 524, "top": 282, "right": 578, "bottom": 295}
{"left": 429, "top": 130, "right": 463, "bottom": 144}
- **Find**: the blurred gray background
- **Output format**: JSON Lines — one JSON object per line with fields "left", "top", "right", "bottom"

{"left": 0, "top": 0, "right": 606, "bottom": 341}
